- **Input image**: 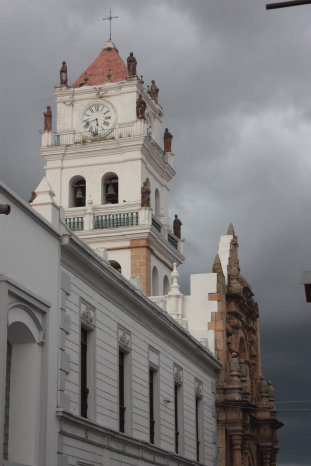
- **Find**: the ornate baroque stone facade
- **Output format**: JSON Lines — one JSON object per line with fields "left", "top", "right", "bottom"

{"left": 208, "top": 224, "right": 283, "bottom": 466}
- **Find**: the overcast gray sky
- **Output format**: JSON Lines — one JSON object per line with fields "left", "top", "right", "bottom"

{"left": 1, "top": 0, "right": 311, "bottom": 463}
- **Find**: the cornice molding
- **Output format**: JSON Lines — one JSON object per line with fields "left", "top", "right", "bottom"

{"left": 60, "top": 236, "right": 221, "bottom": 373}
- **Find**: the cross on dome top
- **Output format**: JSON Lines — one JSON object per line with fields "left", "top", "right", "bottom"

{"left": 103, "top": 9, "right": 118, "bottom": 41}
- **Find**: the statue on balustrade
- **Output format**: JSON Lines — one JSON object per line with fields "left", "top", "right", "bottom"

{"left": 164, "top": 128, "right": 173, "bottom": 152}
{"left": 60, "top": 61, "right": 68, "bottom": 86}
{"left": 173, "top": 214, "right": 182, "bottom": 238}
{"left": 44, "top": 106, "right": 52, "bottom": 132}
{"left": 127, "top": 52, "right": 137, "bottom": 77}
{"left": 136, "top": 94, "right": 146, "bottom": 120}
{"left": 150, "top": 80, "right": 159, "bottom": 104}
{"left": 141, "top": 180, "right": 151, "bottom": 207}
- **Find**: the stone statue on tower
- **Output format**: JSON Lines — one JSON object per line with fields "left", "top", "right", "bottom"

{"left": 150, "top": 80, "right": 159, "bottom": 104}
{"left": 136, "top": 94, "right": 146, "bottom": 119}
{"left": 141, "top": 180, "right": 151, "bottom": 207}
{"left": 60, "top": 61, "right": 68, "bottom": 86}
{"left": 173, "top": 214, "right": 182, "bottom": 238}
{"left": 164, "top": 128, "right": 173, "bottom": 152}
{"left": 44, "top": 106, "right": 52, "bottom": 132}
{"left": 127, "top": 52, "right": 137, "bottom": 76}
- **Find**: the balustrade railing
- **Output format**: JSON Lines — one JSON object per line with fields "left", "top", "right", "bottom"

{"left": 152, "top": 217, "right": 162, "bottom": 232}
{"left": 95, "top": 212, "right": 139, "bottom": 229}
{"left": 168, "top": 233, "right": 178, "bottom": 250}
{"left": 42, "top": 124, "right": 169, "bottom": 163}
{"left": 65, "top": 217, "right": 84, "bottom": 231}
{"left": 65, "top": 209, "right": 180, "bottom": 251}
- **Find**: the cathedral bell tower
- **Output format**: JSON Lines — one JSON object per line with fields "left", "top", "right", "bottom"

{"left": 39, "top": 40, "right": 184, "bottom": 296}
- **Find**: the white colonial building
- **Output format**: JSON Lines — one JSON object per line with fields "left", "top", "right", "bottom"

{"left": 0, "top": 39, "right": 224, "bottom": 466}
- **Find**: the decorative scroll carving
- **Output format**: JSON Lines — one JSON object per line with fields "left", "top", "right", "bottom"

{"left": 80, "top": 300, "right": 95, "bottom": 329}
{"left": 174, "top": 364, "right": 183, "bottom": 386}
{"left": 118, "top": 327, "right": 131, "bottom": 353}
{"left": 195, "top": 378, "right": 203, "bottom": 399}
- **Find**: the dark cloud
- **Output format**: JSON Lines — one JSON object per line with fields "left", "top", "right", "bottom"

{"left": 1, "top": 0, "right": 311, "bottom": 463}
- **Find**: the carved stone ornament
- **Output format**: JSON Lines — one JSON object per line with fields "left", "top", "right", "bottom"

{"left": 80, "top": 300, "right": 95, "bottom": 329}
{"left": 230, "top": 352, "right": 241, "bottom": 376}
{"left": 174, "top": 364, "right": 183, "bottom": 386}
{"left": 195, "top": 378, "right": 203, "bottom": 399}
{"left": 118, "top": 328, "right": 131, "bottom": 353}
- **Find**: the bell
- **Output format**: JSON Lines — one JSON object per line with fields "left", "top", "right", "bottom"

{"left": 107, "top": 184, "right": 116, "bottom": 196}
{"left": 75, "top": 187, "right": 84, "bottom": 199}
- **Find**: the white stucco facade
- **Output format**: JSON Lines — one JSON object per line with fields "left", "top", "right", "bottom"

{"left": 0, "top": 181, "right": 220, "bottom": 466}
{"left": 39, "top": 49, "right": 183, "bottom": 291}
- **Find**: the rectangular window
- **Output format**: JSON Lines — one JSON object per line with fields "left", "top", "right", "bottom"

{"left": 80, "top": 327, "right": 89, "bottom": 418}
{"left": 195, "top": 397, "right": 201, "bottom": 462}
{"left": 149, "top": 368, "right": 155, "bottom": 444}
{"left": 119, "top": 350, "right": 126, "bottom": 433}
{"left": 174, "top": 383, "right": 180, "bottom": 453}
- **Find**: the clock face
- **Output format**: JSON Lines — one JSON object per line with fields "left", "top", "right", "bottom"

{"left": 81, "top": 103, "right": 114, "bottom": 135}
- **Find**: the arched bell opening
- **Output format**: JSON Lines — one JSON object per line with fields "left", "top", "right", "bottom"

{"left": 155, "top": 188, "right": 160, "bottom": 218}
{"left": 163, "top": 275, "right": 170, "bottom": 295}
{"left": 109, "top": 260, "right": 122, "bottom": 273}
{"left": 152, "top": 266, "right": 159, "bottom": 296}
{"left": 69, "top": 175, "right": 86, "bottom": 207}
{"left": 102, "top": 172, "right": 119, "bottom": 204}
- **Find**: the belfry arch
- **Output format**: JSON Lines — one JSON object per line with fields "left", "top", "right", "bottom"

{"left": 69, "top": 175, "right": 86, "bottom": 208}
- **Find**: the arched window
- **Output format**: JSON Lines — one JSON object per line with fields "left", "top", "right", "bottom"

{"left": 5, "top": 306, "right": 43, "bottom": 464}
{"left": 152, "top": 266, "right": 159, "bottom": 296}
{"left": 70, "top": 176, "right": 86, "bottom": 207}
{"left": 155, "top": 189, "right": 160, "bottom": 217}
{"left": 163, "top": 275, "right": 170, "bottom": 295}
{"left": 109, "top": 260, "right": 122, "bottom": 273}
{"left": 102, "top": 172, "right": 119, "bottom": 204}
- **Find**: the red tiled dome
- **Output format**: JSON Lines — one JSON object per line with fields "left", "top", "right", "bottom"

{"left": 72, "top": 41, "right": 128, "bottom": 88}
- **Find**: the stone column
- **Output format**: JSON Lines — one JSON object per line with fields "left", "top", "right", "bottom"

{"left": 231, "top": 433, "right": 243, "bottom": 466}
{"left": 261, "top": 448, "right": 271, "bottom": 466}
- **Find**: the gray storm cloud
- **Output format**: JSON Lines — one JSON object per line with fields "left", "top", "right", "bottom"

{"left": 1, "top": 0, "right": 310, "bottom": 463}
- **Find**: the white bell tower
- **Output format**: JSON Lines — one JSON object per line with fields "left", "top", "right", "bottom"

{"left": 39, "top": 40, "right": 184, "bottom": 296}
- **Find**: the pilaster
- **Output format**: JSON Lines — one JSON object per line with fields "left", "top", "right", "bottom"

{"left": 130, "top": 239, "right": 151, "bottom": 295}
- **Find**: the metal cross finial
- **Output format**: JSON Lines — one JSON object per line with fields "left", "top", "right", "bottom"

{"left": 103, "top": 9, "right": 118, "bottom": 41}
